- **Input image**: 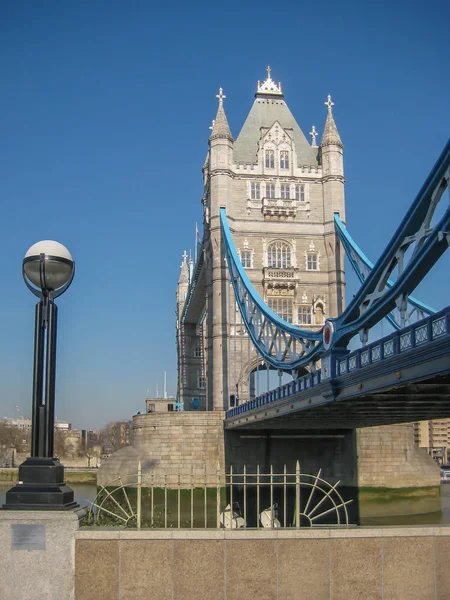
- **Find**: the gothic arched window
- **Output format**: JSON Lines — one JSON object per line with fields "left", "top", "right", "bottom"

{"left": 280, "top": 150, "right": 289, "bottom": 169}
{"left": 268, "top": 241, "right": 291, "bottom": 268}
{"left": 265, "top": 150, "right": 275, "bottom": 169}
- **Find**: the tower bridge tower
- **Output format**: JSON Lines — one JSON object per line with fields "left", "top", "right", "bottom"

{"left": 177, "top": 69, "right": 346, "bottom": 411}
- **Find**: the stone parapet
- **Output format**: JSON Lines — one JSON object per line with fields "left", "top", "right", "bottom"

{"left": 75, "top": 526, "right": 450, "bottom": 600}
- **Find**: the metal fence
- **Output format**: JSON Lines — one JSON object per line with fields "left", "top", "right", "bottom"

{"left": 87, "top": 461, "right": 352, "bottom": 529}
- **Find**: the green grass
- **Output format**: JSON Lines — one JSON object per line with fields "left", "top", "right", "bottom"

{"left": 83, "top": 486, "right": 227, "bottom": 528}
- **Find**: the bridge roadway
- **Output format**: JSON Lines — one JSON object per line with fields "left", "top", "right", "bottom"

{"left": 225, "top": 307, "right": 450, "bottom": 430}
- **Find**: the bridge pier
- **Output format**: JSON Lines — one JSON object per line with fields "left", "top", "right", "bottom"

{"left": 225, "top": 423, "right": 441, "bottom": 524}
{"left": 99, "top": 414, "right": 440, "bottom": 524}
{"left": 225, "top": 428, "right": 360, "bottom": 524}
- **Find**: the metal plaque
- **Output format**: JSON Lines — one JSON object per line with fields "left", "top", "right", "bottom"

{"left": 11, "top": 524, "right": 46, "bottom": 550}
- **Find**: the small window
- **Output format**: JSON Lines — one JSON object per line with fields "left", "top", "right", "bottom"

{"left": 265, "top": 150, "right": 275, "bottom": 169}
{"left": 194, "top": 347, "right": 202, "bottom": 358}
{"left": 266, "top": 182, "right": 275, "bottom": 198}
{"left": 268, "top": 298, "right": 293, "bottom": 322}
{"left": 241, "top": 250, "right": 251, "bottom": 268}
{"left": 280, "top": 184, "right": 290, "bottom": 199}
{"left": 251, "top": 182, "right": 260, "bottom": 199}
{"left": 295, "top": 184, "right": 305, "bottom": 202}
{"left": 168, "top": 404, "right": 174, "bottom": 412}
{"left": 307, "top": 253, "right": 317, "bottom": 270}
{"left": 198, "top": 377, "right": 206, "bottom": 389}
{"left": 280, "top": 151, "right": 289, "bottom": 169}
{"left": 147, "top": 404, "right": 155, "bottom": 413}
{"left": 298, "top": 305, "right": 312, "bottom": 325}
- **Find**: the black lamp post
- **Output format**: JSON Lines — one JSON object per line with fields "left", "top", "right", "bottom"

{"left": 4, "top": 240, "right": 78, "bottom": 510}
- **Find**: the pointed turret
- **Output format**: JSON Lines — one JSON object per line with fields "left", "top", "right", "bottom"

{"left": 320, "top": 95, "right": 343, "bottom": 148}
{"left": 210, "top": 89, "right": 233, "bottom": 142}
{"left": 178, "top": 250, "right": 189, "bottom": 285}
{"left": 176, "top": 250, "right": 190, "bottom": 333}
{"left": 320, "top": 95, "right": 346, "bottom": 316}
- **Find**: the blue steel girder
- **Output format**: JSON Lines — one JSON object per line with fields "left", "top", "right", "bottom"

{"left": 330, "top": 139, "right": 450, "bottom": 349}
{"left": 221, "top": 208, "right": 323, "bottom": 371}
{"left": 334, "top": 214, "right": 436, "bottom": 330}
{"left": 220, "top": 140, "right": 449, "bottom": 371}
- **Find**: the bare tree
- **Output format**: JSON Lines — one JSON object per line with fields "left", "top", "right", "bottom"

{"left": 53, "top": 428, "right": 70, "bottom": 459}
{"left": 0, "top": 421, "right": 30, "bottom": 454}
{"left": 101, "top": 421, "right": 131, "bottom": 454}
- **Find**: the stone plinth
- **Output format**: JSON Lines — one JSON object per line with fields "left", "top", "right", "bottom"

{"left": 0, "top": 508, "right": 84, "bottom": 600}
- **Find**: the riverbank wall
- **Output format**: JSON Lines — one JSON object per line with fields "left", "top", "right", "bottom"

{"left": 0, "top": 468, "right": 97, "bottom": 485}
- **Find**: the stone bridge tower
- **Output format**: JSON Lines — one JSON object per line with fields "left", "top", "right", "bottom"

{"left": 177, "top": 69, "right": 346, "bottom": 412}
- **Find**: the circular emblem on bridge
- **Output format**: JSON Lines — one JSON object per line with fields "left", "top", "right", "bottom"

{"left": 323, "top": 320, "right": 334, "bottom": 351}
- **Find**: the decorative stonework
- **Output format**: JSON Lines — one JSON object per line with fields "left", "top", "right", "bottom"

{"left": 256, "top": 66, "right": 283, "bottom": 96}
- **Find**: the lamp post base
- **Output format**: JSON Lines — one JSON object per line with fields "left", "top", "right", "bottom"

{"left": 2, "top": 457, "right": 79, "bottom": 511}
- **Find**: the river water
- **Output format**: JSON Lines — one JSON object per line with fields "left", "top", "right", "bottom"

{"left": 1, "top": 484, "right": 450, "bottom": 526}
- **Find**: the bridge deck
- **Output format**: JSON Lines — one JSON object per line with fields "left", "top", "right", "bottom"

{"left": 225, "top": 309, "right": 450, "bottom": 430}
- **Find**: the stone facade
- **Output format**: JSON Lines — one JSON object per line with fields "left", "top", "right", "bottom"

{"left": 177, "top": 70, "right": 345, "bottom": 412}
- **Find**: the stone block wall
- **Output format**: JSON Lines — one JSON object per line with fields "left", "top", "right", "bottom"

{"left": 98, "top": 412, "right": 225, "bottom": 487}
{"left": 357, "top": 424, "right": 440, "bottom": 488}
{"left": 98, "top": 415, "right": 440, "bottom": 491}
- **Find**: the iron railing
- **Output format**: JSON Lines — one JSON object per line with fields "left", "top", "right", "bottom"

{"left": 86, "top": 461, "right": 352, "bottom": 529}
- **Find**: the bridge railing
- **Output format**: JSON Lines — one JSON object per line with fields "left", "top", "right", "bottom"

{"left": 226, "top": 306, "right": 450, "bottom": 420}
{"left": 336, "top": 306, "right": 449, "bottom": 376}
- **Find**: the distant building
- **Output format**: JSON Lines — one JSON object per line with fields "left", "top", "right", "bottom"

{"left": 413, "top": 420, "right": 450, "bottom": 464}
{"left": 7, "top": 418, "right": 32, "bottom": 432}
{"left": 55, "top": 421, "right": 72, "bottom": 430}
{"left": 145, "top": 397, "right": 177, "bottom": 413}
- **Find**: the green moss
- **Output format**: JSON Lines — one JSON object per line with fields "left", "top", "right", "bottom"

{"left": 359, "top": 486, "right": 440, "bottom": 504}
{"left": 64, "top": 470, "right": 97, "bottom": 484}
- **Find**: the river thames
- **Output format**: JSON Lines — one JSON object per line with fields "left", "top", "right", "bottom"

{"left": 1, "top": 483, "right": 450, "bottom": 526}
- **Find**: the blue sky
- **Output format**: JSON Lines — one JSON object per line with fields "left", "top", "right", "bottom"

{"left": 0, "top": 1, "right": 449, "bottom": 429}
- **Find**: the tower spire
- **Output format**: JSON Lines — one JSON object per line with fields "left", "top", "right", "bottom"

{"left": 320, "top": 94, "right": 343, "bottom": 148}
{"left": 178, "top": 250, "right": 189, "bottom": 284}
{"left": 210, "top": 88, "right": 233, "bottom": 142}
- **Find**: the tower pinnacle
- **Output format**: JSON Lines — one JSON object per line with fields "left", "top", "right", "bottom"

{"left": 210, "top": 87, "right": 233, "bottom": 142}
{"left": 178, "top": 251, "right": 189, "bottom": 284}
{"left": 320, "top": 94, "right": 343, "bottom": 148}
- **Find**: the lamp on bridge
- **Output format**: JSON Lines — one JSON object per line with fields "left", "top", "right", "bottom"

{"left": 3, "top": 241, "right": 78, "bottom": 510}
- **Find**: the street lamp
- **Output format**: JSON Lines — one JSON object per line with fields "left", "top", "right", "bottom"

{"left": 4, "top": 241, "right": 78, "bottom": 510}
